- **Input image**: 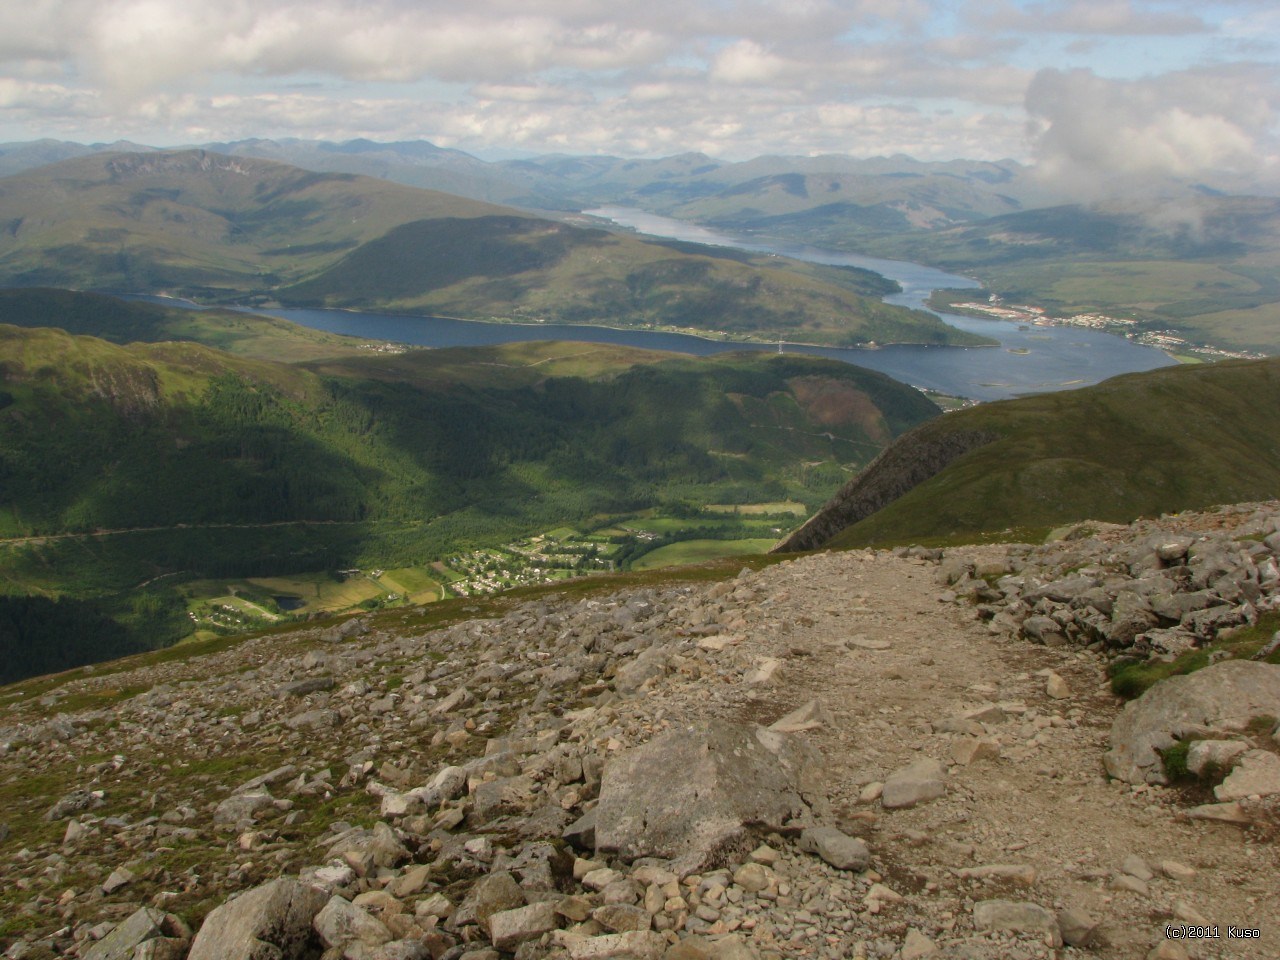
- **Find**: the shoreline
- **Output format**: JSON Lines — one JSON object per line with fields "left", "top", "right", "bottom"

{"left": 115, "top": 290, "right": 998, "bottom": 353}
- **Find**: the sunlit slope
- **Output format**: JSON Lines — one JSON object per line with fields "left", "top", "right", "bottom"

{"left": 785, "top": 358, "right": 1280, "bottom": 549}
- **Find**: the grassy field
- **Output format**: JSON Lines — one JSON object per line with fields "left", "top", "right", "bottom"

{"left": 705, "top": 501, "right": 808, "bottom": 516}
{"left": 373, "top": 567, "right": 444, "bottom": 603}
{"left": 631, "top": 538, "right": 779, "bottom": 570}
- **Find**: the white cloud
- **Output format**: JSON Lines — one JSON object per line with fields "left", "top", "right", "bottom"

{"left": 1026, "top": 66, "right": 1280, "bottom": 195}
{"left": 0, "top": 0, "right": 1273, "bottom": 186}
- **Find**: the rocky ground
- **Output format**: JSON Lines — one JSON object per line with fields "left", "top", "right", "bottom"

{"left": 2, "top": 503, "right": 1279, "bottom": 960}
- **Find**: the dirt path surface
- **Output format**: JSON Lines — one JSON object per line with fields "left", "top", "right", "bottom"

{"left": 704, "top": 547, "right": 1278, "bottom": 960}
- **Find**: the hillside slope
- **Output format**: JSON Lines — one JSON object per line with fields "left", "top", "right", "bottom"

{"left": 2, "top": 505, "right": 1277, "bottom": 959}
{"left": 0, "top": 324, "right": 938, "bottom": 677}
{"left": 0, "top": 287, "right": 385, "bottom": 361}
{"left": 0, "top": 151, "right": 982, "bottom": 346}
{"left": 778, "top": 357, "right": 1280, "bottom": 550}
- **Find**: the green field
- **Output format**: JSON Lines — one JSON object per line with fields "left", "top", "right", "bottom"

{"left": 705, "top": 501, "right": 808, "bottom": 516}
{"left": 631, "top": 538, "right": 779, "bottom": 570}
{"left": 374, "top": 567, "right": 444, "bottom": 603}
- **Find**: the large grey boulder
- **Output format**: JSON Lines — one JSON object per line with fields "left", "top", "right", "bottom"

{"left": 187, "top": 878, "right": 328, "bottom": 960}
{"left": 594, "top": 720, "right": 817, "bottom": 872}
{"left": 1104, "top": 661, "right": 1280, "bottom": 784}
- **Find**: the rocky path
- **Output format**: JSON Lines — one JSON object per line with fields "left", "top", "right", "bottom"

{"left": 710, "top": 547, "right": 1278, "bottom": 960}
{"left": 2, "top": 507, "right": 1279, "bottom": 960}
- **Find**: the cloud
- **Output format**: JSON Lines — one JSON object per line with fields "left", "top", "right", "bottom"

{"left": 0, "top": 0, "right": 1274, "bottom": 180}
{"left": 976, "top": 0, "right": 1209, "bottom": 36}
{"left": 1025, "top": 66, "right": 1280, "bottom": 196}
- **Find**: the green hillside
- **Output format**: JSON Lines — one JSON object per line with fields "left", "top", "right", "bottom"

{"left": 279, "top": 214, "right": 976, "bottom": 345}
{"left": 0, "top": 150, "right": 985, "bottom": 347}
{"left": 0, "top": 324, "right": 938, "bottom": 679}
{"left": 806, "top": 357, "right": 1280, "bottom": 549}
{"left": 0, "top": 287, "right": 384, "bottom": 361}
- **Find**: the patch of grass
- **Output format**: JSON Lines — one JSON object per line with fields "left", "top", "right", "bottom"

{"left": 1109, "top": 611, "right": 1280, "bottom": 699}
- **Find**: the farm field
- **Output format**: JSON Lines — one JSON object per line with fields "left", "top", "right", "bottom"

{"left": 705, "top": 501, "right": 808, "bottom": 516}
{"left": 630, "top": 538, "right": 779, "bottom": 571}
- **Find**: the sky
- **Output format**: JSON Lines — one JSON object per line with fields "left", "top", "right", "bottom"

{"left": 1, "top": 0, "right": 1277, "bottom": 192}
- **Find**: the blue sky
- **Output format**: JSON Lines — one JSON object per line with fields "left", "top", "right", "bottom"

{"left": 0, "top": 0, "right": 1275, "bottom": 191}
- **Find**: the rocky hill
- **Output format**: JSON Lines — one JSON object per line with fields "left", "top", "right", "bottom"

{"left": 2, "top": 501, "right": 1278, "bottom": 960}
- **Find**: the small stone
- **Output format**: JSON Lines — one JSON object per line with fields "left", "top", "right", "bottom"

{"left": 1160, "top": 860, "right": 1196, "bottom": 881}
{"left": 563, "top": 930, "right": 667, "bottom": 959}
{"left": 1147, "top": 943, "right": 1189, "bottom": 960}
{"left": 1057, "top": 907, "right": 1099, "bottom": 947}
{"left": 1045, "top": 673, "right": 1070, "bottom": 699}
{"left": 591, "top": 904, "right": 650, "bottom": 934}
{"left": 950, "top": 737, "right": 1001, "bottom": 766}
{"left": 881, "top": 758, "right": 945, "bottom": 809}
{"left": 1121, "top": 854, "right": 1154, "bottom": 882}
{"left": 972, "top": 900, "right": 1062, "bottom": 947}
{"left": 797, "top": 826, "right": 869, "bottom": 871}
{"left": 731, "top": 863, "right": 772, "bottom": 893}
{"left": 901, "top": 929, "right": 936, "bottom": 959}
{"left": 1184, "top": 801, "right": 1251, "bottom": 824}
{"left": 1110, "top": 874, "right": 1149, "bottom": 895}
{"left": 1214, "top": 750, "right": 1280, "bottom": 801}
{"left": 102, "top": 866, "right": 135, "bottom": 894}
{"left": 488, "top": 901, "right": 559, "bottom": 952}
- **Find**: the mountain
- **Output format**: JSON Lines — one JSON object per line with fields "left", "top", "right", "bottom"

{"left": 0, "top": 150, "right": 982, "bottom": 347}
{"left": 0, "top": 317, "right": 939, "bottom": 679}
{"left": 779, "top": 356, "right": 1280, "bottom": 550}
{"left": 876, "top": 196, "right": 1280, "bottom": 354}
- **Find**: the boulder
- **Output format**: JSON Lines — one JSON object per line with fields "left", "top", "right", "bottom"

{"left": 1104, "top": 661, "right": 1280, "bottom": 784}
{"left": 593, "top": 720, "right": 816, "bottom": 871}
{"left": 187, "top": 878, "right": 328, "bottom": 960}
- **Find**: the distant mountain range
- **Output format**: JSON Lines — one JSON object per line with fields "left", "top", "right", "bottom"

{"left": 4, "top": 137, "right": 1276, "bottom": 353}
{"left": 0, "top": 149, "right": 981, "bottom": 348}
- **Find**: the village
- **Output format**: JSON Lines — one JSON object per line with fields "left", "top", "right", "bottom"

{"left": 439, "top": 532, "right": 618, "bottom": 597}
{"left": 953, "top": 296, "right": 1266, "bottom": 360}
